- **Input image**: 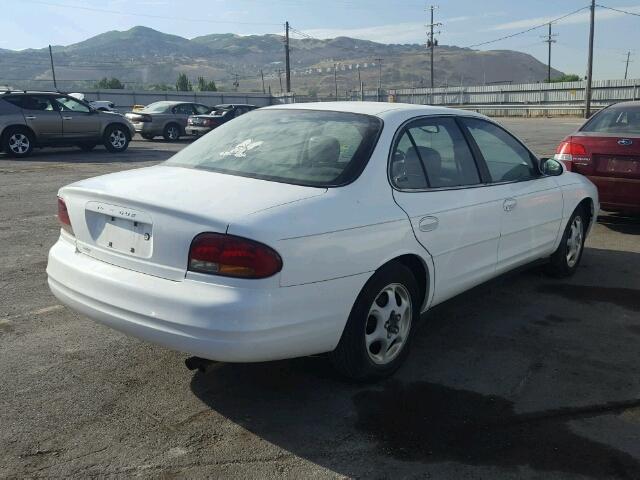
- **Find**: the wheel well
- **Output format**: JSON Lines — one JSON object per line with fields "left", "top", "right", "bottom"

{"left": 165, "top": 122, "right": 182, "bottom": 134}
{"left": 577, "top": 197, "right": 595, "bottom": 229}
{"left": 1, "top": 124, "right": 36, "bottom": 143}
{"left": 388, "top": 254, "right": 429, "bottom": 309}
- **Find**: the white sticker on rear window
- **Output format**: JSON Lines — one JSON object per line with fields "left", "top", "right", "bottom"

{"left": 219, "top": 139, "right": 264, "bottom": 158}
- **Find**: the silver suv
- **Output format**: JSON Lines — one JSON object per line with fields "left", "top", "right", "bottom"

{"left": 0, "top": 91, "right": 135, "bottom": 158}
{"left": 125, "top": 101, "right": 211, "bottom": 141}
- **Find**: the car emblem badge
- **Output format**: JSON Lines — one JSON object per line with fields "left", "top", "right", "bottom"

{"left": 618, "top": 138, "right": 633, "bottom": 146}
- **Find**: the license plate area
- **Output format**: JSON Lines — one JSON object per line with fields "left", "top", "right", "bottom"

{"left": 85, "top": 202, "right": 153, "bottom": 258}
{"left": 595, "top": 155, "right": 640, "bottom": 176}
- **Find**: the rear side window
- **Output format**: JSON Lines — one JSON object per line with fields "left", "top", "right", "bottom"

{"left": 3, "top": 96, "right": 25, "bottom": 108}
{"left": 581, "top": 105, "right": 640, "bottom": 134}
{"left": 21, "top": 95, "right": 57, "bottom": 112}
{"left": 390, "top": 117, "right": 480, "bottom": 189}
{"left": 462, "top": 118, "right": 538, "bottom": 183}
{"left": 193, "top": 104, "right": 210, "bottom": 114}
{"left": 173, "top": 104, "right": 195, "bottom": 115}
{"left": 165, "top": 109, "right": 382, "bottom": 187}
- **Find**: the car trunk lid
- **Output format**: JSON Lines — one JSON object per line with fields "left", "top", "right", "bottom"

{"left": 570, "top": 132, "right": 640, "bottom": 179}
{"left": 60, "top": 165, "right": 326, "bottom": 280}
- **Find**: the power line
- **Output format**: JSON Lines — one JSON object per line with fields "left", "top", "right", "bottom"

{"left": 464, "top": 6, "right": 590, "bottom": 49}
{"left": 595, "top": 4, "right": 640, "bottom": 17}
{"left": 22, "top": 0, "right": 282, "bottom": 26}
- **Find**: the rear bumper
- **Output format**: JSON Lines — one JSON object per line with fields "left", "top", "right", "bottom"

{"left": 46, "top": 237, "right": 366, "bottom": 362}
{"left": 589, "top": 175, "right": 640, "bottom": 213}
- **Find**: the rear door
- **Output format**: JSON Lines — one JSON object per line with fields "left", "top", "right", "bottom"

{"left": 18, "top": 95, "right": 63, "bottom": 141}
{"left": 53, "top": 95, "right": 101, "bottom": 140}
{"left": 172, "top": 103, "right": 196, "bottom": 130}
{"left": 391, "top": 116, "right": 503, "bottom": 304}
{"left": 460, "top": 117, "right": 563, "bottom": 272}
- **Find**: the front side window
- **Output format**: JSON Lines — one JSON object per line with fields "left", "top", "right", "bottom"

{"left": 581, "top": 105, "right": 640, "bottom": 134}
{"left": 462, "top": 118, "right": 538, "bottom": 183}
{"left": 54, "top": 96, "right": 91, "bottom": 113}
{"left": 390, "top": 117, "right": 480, "bottom": 189}
{"left": 165, "top": 109, "right": 382, "bottom": 187}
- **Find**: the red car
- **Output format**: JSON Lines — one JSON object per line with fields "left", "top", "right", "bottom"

{"left": 555, "top": 101, "right": 640, "bottom": 213}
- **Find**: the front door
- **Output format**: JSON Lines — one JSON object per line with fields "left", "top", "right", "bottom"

{"left": 460, "top": 117, "right": 564, "bottom": 273}
{"left": 390, "top": 116, "right": 503, "bottom": 305}
{"left": 53, "top": 95, "right": 101, "bottom": 140}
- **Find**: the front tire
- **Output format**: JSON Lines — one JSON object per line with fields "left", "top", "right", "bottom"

{"left": 330, "top": 262, "right": 419, "bottom": 381}
{"left": 103, "top": 125, "right": 129, "bottom": 153}
{"left": 163, "top": 123, "right": 181, "bottom": 142}
{"left": 545, "top": 206, "right": 587, "bottom": 278}
{"left": 3, "top": 127, "right": 34, "bottom": 158}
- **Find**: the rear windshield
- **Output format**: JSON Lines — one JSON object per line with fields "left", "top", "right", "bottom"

{"left": 581, "top": 105, "right": 640, "bottom": 134}
{"left": 164, "top": 109, "right": 383, "bottom": 187}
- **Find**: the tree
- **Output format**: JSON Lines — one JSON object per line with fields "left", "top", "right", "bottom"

{"left": 95, "top": 77, "right": 124, "bottom": 89}
{"left": 549, "top": 73, "right": 581, "bottom": 83}
{"left": 175, "top": 73, "right": 193, "bottom": 91}
{"left": 196, "top": 76, "right": 217, "bottom": 91}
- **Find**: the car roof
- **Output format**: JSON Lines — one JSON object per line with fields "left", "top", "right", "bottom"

{"left": 263, "top": 101, "right": 485, "bottom": 119}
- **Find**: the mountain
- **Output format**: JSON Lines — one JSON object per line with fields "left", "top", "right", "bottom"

{"left": 0, "top": 26, "right": 563, "bottom": 95}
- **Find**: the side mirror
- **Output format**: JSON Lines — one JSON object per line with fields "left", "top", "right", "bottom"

{"left": 539, "top": 157, "right": 564, "bottom": 176}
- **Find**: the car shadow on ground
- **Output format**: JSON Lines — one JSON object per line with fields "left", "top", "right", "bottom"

{"left": 190, "top": 247, "right": 640, "bottom": 479}
{"left": 597, "top": 213, "right": 640, "bottom": 235}
{"left": 0, "top": 147, "right": 172, "bottom": 164}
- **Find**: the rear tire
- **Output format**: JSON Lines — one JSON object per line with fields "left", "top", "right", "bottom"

{"left": 103, "top": 125, "right": 129, "bottom": 153}
{"left": 545, "top": 206, "right": 587, "bottom": 278}
{"left": 163, "top": 123, "right": 181, "bottom": 142}
{"left": 329, "top": 262, "right": 419, "bottom": 381}
{"left": 2, "top": 127, "right": 34, "bottom": 158}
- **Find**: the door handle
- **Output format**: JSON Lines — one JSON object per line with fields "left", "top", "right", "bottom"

{"left": 419, "top": 216, "right": 439, "bottom": 232}
{"left": 25, "top": 115, "right": 36, "bottom": 120}
{"left": 62, "top": 116, "right": 73, "bottom": 120}
{"left": 503, "top": 198, "right": 517, "bottom": 212}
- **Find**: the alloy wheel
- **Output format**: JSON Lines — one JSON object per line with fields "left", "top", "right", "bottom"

{"left": 566, "top": 216, "right": 584, "bottom": 268}
{"left": 365, "top": 283, "right": 412, "bottom": 365}
{"left": 167, "top": 126, "right": 179, "bottom": 140}
{"left": 9, "top": 133, "right": 30, "bottom": 154}
{"left": 109, "top": 129, "right": 127, "bottom": 150}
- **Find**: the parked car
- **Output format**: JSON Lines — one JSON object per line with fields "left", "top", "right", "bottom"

{"left": 0, "top": 91, "right": 135, "bottom": 157}
{"left": 47, "top": 102, "right": 598, "bottom": 380}
{"left": 125, "top": 101, "right": 211, "bottom": 141}
{"left": 186, "top": 104, "right": 257, "bottom": 136}
{"left": 555, "top": 101, "right": 640, "bottom": 214}
{"left": 69, "top": 93, "right": 118, "bottom": 112}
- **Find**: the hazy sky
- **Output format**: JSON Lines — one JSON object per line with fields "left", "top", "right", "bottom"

{"left": 1, "top": 0, "right": 639, "bottom": 80}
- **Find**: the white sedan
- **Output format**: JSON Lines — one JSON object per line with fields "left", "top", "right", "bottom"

{"left": 47, "top": 102, "right": 598, "bottom": 380}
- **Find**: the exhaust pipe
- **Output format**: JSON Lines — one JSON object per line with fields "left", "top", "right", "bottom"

{"left": 185, "top": 356, "right": 216, "bottom": 373}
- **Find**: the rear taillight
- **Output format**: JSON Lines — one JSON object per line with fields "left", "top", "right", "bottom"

{"left": 57, "top": 197, "right": 74, "bottom": 235}
{"left": 554, "top": 141, "right": 590, "bottom": 170}
{"left": 188, "top": 233, "right": 282, "bottom": 279}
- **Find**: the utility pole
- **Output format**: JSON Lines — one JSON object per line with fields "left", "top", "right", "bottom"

{"left": 48, "top": 45, "right": 57, "bottom": 90}
{"left": 542, "top": 23, "right": 557, "bottom": 83}
{"left": 260, "top": 69, "right": 265, "bottom": 94}
{"left": 334, "top": 63, "right": 338, "bottom": 99}
{"left": 284, "top": 21, "right": 291, "bottom": 93}
{"left": 233, "top": 73, "right": 239, "bottom": 92}
{"left": 357, "top": 66, "right": 363, "bottom": 101}
{"left": 584, "top": 0, "right": 595, "bottom": 118}
{"left": 624, "top": 51, "right": 633, "bottom": 80}
{"left": 374, "top": 58, "right": 383, "bottom": 101}
{"left": 276, "top": 68, "right": 283, "bottom": 93}
{"left": 426, "top": 6, "right": 442, "bottom": 89}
